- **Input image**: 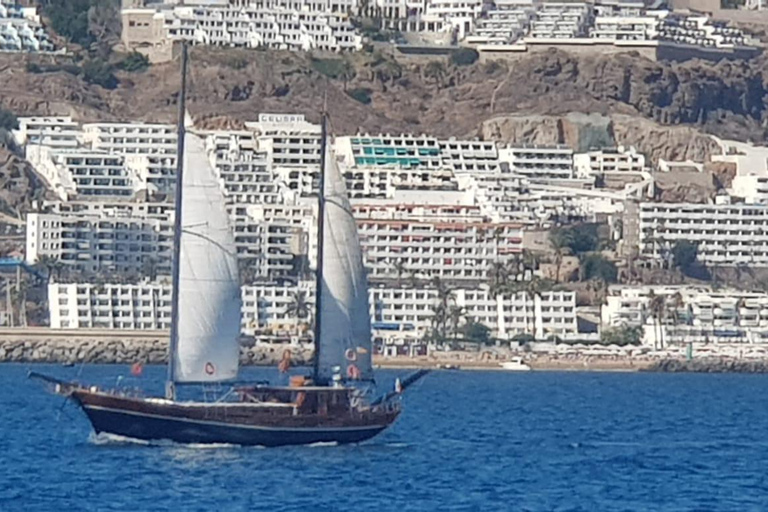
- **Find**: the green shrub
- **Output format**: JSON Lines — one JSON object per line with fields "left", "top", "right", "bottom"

{"left": 347, "top": 88, "right": 372, "bottom": 105}
{"left": 41, "top": 0, "right": 94, "bottom": 47}
{"left": 311, "top": 58, "right": 354, "bottom": 81}
{"left": 118, "top": 52, "right": 150, "bottom": 73}
{"left": 450, "top": 47, "right": 479, "bottom": 66}
{"left": 0, "top": 107, "right": 18, "bottom": 131}
{"left": 580, "top": 254, "right": 618, "bottom": 283}
{"left": 82, "top": 59, "right": 118, "bottom": 89}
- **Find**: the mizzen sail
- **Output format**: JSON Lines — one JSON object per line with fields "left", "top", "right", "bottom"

{"left": 316, "top": 146, "right": 373, "bottom": 383}
{"left": 173, "top": 132, "right": 241, "bottom": 383}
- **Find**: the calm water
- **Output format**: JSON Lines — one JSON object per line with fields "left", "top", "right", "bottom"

{"left": 2, "top": 364, "right": 768, "bottom": 511}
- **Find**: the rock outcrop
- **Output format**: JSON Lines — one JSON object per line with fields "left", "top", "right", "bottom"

{"left": 647, "top": 357, "right": 768, "bottom": 373}
{"left": 2, "top": 47, "right": 768, "bottom": 145}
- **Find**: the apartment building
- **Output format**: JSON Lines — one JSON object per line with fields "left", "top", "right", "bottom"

{"left": 50, "top": 280, "right": 577, "bottom": 344}
{"left": 26, "top": 204, "right": 174, "bottom": 275}
{"left": 123, "top": 0, "right": 362, "bottom": 54}
{"left": 355, "top": 202, "right": 524, "bottom": 283}
{"left": 573, "top": 146, "right": 646, "bottom": 177}
{"left": 49, "top": 281, "right": 172, "bottom": 330}
{"left": 528, "top": 2, "right": 591, "bottom": 39}
{"left": 499, "top": 144, "right": 574, "bottom": 180}
{"left": 371, "top": 286, "right": 578, "bottom": 341}
{"left": 82, "top": 122, "right": 177, "bottom": 195}
{"left": 638, "top": 200, "right": 768, "bottom": 266}
{"left": 26, "top": 147, "right": 137, "bottom": 200}
{"left": 659, "top": 14, "right": 750, "bottom": 48}
{"left": 0, "top": 1, "right": 54, "bottom": 52}
{"left": 13, "top": 116, "right": 81, "bottom": 151}
{"left": 602, "top": 285, "right": 768, "bottom": 345}
{"left": 466, "top": 0, "right": 535, "bottom": 46}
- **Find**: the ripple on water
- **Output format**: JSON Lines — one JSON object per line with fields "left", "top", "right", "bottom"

{"left": 4, "top": 364, "right": 768, "bottom": 511}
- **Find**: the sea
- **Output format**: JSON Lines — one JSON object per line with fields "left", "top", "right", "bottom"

{"left": 2, "top": 364, "right": 768, "bottom": 512}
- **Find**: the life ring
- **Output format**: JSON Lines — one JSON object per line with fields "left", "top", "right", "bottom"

{"left": 346, "top": 364, "right": 361, "bottom": 380}
{"left": 345, "top": 348, "right": 357, "bottom": 361}
{"left": 204, "top": 362, "right": 215, "bottom": 375}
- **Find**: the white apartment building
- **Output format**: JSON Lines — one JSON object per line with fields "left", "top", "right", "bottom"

{"left": 465, "top": 0, "right": 535, "bottom": 46}
{"left": 658, "top": 15, "right": 750, "bottom": 48}
{"left": 528, "top": 2, "right": 591, "bottom": 40}
{"left": 26, "top": 204, "right": 174, "bottom": 275}
{"left": 12, "top": 116, "right": 81, "bottom": 151}
{"left": 590, "top": 14, "right": 659, "bottom": 42}
{"left": 26, "top": 147, "right": 137, "bottom": 200}
{"left": 573, "top": 146, "right": 646, "bottom": 177}
{"left": 125, "top": 0, "right": 362, "bottom": 53}
{"left": 355, "top": 203, "right": 524, "bottom": 283}
{"left": 639, "top": 200, "right": 768, "bottom": 266}
{"left": 49, "top": 281, "right": 172, "bottom": 330}
{"left": 371, "top": 285, "right": 578, "bottom": 341}
{"left": 82, "top": 122, "right": 177, "bottom": 195}
{"left": 499, "top": 144, "right": 574, "bottom": 180}
{"left": 0, "top": 2, "right": 54, "bottom": 52}
{"left": 602, "top": 285, "right": 768, "bottom": 346}
{"left": 50, "top": 280, "right": 578, "bottom": 344}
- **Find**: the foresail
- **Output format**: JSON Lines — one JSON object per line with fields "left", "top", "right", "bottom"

{"left": 173, "top": 133, "right": 242, "bottom": 383}
{"left": 316, "top": 147, "right": 373, "bottom": 383}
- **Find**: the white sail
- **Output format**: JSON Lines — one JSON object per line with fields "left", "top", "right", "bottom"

{"left": 173, "top": 133, "right": 242, "bottom": 383}
{"left": 316, "top": 147, "right": 373, "bottom": 383}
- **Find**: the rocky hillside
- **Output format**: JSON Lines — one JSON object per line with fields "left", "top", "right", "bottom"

{"left": 1, "top": 46, "right": 768, "bottom": 160}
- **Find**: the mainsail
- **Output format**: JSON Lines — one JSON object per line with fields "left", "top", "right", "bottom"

{"left": 173, "top": 132, "right": 242, "bottom": 383}
{"left": 316, "top": 146, "right": 373, "bottom": 383}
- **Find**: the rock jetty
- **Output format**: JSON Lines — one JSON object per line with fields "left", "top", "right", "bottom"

{"left": 0, "top": 338, "right": 311, "bottom": 366}
{"left": 647, "top": 358, "right": 768, "bottom": 374}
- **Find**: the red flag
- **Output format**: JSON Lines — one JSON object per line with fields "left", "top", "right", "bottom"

{"left": 131, "top": 362, "right": 143, "bottom": 377}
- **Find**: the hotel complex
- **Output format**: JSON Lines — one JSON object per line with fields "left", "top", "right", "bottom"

{"left": 16, "top": 110, "right": 768, "bottom": 353}
{"left": 118, "top": 0, "right": 757, "bottom": 62}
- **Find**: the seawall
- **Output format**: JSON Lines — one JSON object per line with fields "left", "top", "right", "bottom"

{"left": 646, "top": 358, "right": 768, "bottom": 374}
{"left": 0, "top": 338, "right": 311, "bottom": 366}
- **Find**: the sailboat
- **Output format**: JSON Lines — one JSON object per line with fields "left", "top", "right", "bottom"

{"left": 30, "top": 45, "right": 427, "bottom": 447}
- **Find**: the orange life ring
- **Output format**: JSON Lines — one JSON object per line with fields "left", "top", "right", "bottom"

{"left": 346, "top": 364, "right": 361, "bottom": 380}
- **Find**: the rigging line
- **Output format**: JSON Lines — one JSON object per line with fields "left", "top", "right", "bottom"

{"left": 180, "top": 228, "right": 239, "bottom": 259}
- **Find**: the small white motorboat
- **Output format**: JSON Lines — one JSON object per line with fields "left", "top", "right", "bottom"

{"left": 500, "top": 357, "right": 532, "bottom": 371}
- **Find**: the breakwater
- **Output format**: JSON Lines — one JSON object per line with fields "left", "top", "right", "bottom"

{"left": 0, "top": 338, "right": 311, "bottom": 366}
{"left": 647, "top": 358, "right": 768, "bottom": 373}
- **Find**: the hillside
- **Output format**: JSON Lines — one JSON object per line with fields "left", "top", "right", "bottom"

{"left": 1, "top": 46, "right": 767, "bottom": 161}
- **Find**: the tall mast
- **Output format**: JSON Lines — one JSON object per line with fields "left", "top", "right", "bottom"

{"left": 166, "top": 43, "right": 189, "bottom": 401}
{"left": 312, "top": 114, "right": 328, "bottom": 384}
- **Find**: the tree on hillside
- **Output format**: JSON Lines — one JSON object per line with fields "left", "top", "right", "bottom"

{"left": 0, "top": 107, "right": 18, "bottom": 131}
{"left": 672, "top": 240, "right": 698, "bottom": 272}
{"left": 423, "top": 61, "right": 445, "bottom": 88}
{"left": 580, "top": 254, "right": 618, "bottom": 283}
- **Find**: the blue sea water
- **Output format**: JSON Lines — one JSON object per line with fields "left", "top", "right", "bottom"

{"left": 2, "top": 364, "right": 768, "bottom": 511}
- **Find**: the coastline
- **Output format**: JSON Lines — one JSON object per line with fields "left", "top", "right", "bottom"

{"left": 4, "top": 332, "right": 768, "bottom": 373}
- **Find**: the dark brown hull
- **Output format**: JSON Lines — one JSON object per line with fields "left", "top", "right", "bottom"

{"left": 70, "top": 390, "right": 399, "bottom": 447}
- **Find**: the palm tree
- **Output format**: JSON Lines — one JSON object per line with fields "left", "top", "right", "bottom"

{"left": 448, "top": 305, "right": 465, "bottom": 341}
{"left": 549, "top": 232, "right": 570, "bottom": 283}
{"left": 488, "top": 261, "right": 508, "bottom": 297}
{"left": 141, "top": 256, "right": 159, "bottom": 281}
{"left": 390, "top": 260, "right": 408, "bottom": 287}
{"left": 423, "top": 60, "right": 445, "bottom": 88}
{"left": 430, "top": 276, "right": 454, "bottom": 342}
{"left": 37, "top": 255, "right": 64, "bottom": 283}
{"left": 284, "top": 290, "right": 312, "bottom": 335}
{"left": 647, "top": 290, "right": 666, "bottom": 350}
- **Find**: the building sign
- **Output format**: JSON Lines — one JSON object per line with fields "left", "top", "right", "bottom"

{"left": 258, "top": 114, "right": 305, "bottom": 124}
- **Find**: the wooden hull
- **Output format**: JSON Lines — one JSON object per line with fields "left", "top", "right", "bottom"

{"left": 71, "top": 390, "right": 398, "bottom": 447}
